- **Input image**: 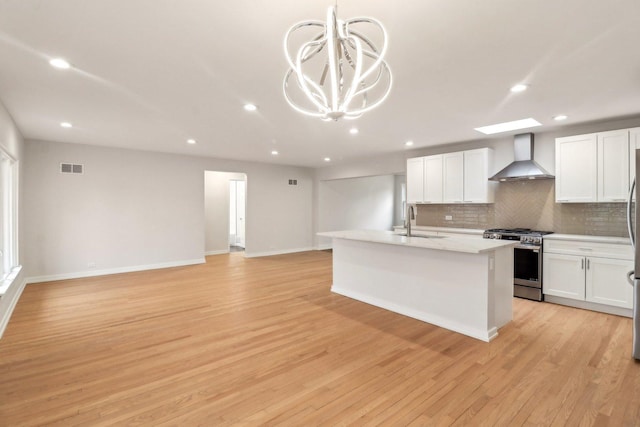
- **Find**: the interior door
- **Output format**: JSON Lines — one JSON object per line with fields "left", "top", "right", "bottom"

{"left": 235, "top": 180, "right": 246, "bottom": 248}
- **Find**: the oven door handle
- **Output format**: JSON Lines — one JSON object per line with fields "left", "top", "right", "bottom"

{"left": 515, "top": 245, "right": 541, "bottom": 251}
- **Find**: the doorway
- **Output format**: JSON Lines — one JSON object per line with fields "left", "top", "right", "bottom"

{"left": 204, "top": 171, "right": 247, "bottom": 256}
{"left": 229, "top": 179, "right": 245, "bottom": 251}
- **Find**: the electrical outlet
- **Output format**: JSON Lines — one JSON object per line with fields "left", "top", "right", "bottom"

{"left": 445, "top": 215, "right": 453, "bottom": 221}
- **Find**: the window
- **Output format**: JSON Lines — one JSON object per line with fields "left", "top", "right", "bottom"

{"left": 0, "top": 149, "right": 18, "bottom": 280}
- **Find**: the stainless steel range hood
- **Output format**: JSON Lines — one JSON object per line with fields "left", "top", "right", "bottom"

{"left": 489, "top": 133, "right": 554, "bottom": 181}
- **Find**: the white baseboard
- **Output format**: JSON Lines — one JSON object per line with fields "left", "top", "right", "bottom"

{"left": 244, "top": 247, "right": 315, "bottom": 258}
{"left": 0, "top": 267, "right": 26, "bottom": 339}
{"left": 544, "top": 295, "right": 633, "bottom": 318}
{"left": 331, "top": 285, "right": 496, "bottom": 342}
{"left": 315, "top": 244, "right": 333, "bottom": 251}
{"left": 25, "top": 258, "right": 206, "bottom": 284}
{"left": 205, "top": 250, "right": 230, "bottom": 256}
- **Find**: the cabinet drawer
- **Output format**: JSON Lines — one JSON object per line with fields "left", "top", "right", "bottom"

{"left": 544, "top": 239, "right": 632, "bottom": 260}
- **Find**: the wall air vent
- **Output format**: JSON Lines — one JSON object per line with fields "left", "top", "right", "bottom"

{"left": 60, "top": 163, "right": 84, "bottom": 174}
{"left": 288, "top": 179, "right": 298, "bottom": 185}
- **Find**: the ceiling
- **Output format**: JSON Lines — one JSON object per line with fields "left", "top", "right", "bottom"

{"left": 0, "top": 0, "right": 639, "bottom": 168}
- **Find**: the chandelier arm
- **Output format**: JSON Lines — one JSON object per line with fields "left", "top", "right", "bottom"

{"left": 343, "top": 18, "right": 388, "bottom": 85}
{"left": 341, "top": 36, "right": 364, "bottom": 112}
{"left": 350, "top": 56, "right": 387, "bottom": 97}
{"left": 343, "top": 62, "right": 392, "bottom": 115}
{"left": 325, "top": 6, "right": 341, "bottom": 113}
{"left": 294, "top": 39, "right": 331, "bottom": 112}
{"left": 344, "top": 30, "right": 379, "bottom": 55}
{"left": 283, "top": 70, "right": 327, "bottom": 118}
{"left": 298, "top": 33, "right": 327, "bottom": 63}
{"left": 284, "top": 21, "right": 325, "bottom": 69}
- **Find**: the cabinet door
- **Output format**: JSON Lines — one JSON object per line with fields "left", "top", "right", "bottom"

{"left": 556, "top": 134, "right": 597, "bottom": 202}
{"left": 463, "top": 148, "right": 493, "bottom": 203}
{"left": 406, "top": 157, "right": 424, "bottom": 203}
{"left": 598, "top": 129, "right": 629, "bottom": 202}
{"left": 586, "top": 257, "right": 634, "bottom": 309}
{"left": 630, "top": 127, "right": 640, "bottom": 199}
{"left": 543, "top": 253, "right": 585, "bottom": 300}
{"left": 443, "top": 152, "right": 464, "bottom": 203}
{"left": 423, "top": 154, "right": 443, "bottom": 203}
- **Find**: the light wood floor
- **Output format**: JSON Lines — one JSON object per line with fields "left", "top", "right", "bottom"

{"left": 1, "top": 251, "right": 639, "bottom": 426}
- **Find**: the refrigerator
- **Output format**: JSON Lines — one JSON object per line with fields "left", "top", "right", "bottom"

{"left": 628, "top": 149, "right": 640, "bottom": 359}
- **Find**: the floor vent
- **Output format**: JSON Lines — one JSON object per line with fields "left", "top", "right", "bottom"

{"left": 60, "top": 163, "right": 84, "bottom": 174}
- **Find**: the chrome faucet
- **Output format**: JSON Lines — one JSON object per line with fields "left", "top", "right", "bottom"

{"left": 405, "top": 204, "right": 415, "bottom": 237}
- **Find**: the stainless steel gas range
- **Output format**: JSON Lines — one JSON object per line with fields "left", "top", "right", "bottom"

{"left": 483, "top": 228, "right": 554, "bottom": 301}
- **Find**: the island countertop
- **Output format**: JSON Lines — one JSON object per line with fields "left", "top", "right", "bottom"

{"left": 317, "top": 229, "right": 517, "bottom": 254}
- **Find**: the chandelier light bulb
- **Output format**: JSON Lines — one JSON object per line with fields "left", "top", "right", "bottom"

{"left": 283, "top": 6, "right": 392, "bottom": 121}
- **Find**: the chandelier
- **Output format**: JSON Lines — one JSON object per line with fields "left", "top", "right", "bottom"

{"left": 283, "top": 6, "right": 392, "bottom": 121}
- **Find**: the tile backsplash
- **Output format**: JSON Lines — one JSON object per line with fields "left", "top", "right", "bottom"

{"left": 416, "top": 180, "right": 631, "bottom": 237}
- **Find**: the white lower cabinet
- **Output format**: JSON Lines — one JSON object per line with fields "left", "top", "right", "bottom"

{"left": 543, "top": 238, "right": 634, "bottom": 311}
{"left": 543, "top": 253, "right": 585, "bottom": 300}
{"left": 586, "top": 257, "right": 633, "bottom": 308}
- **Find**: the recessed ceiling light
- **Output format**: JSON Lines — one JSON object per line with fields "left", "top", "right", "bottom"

{"left": 405, "top": 141, "right": 414, "bottom": 147}
{"left": 324, "top": 157, "right": 331, "bottom": 162}
{"left": 271, "top": 150, "right": 279, "bottom": 155}
{"left": 474, "top": 118, "right": 541, "bottom": 135}
{"left": 244, "top": 104, "right": 258, "bottom": 112}
{"left": 510, "top": 84, "right": 528, "bottom": 93}
{"left": 187, "top": 139, "right": 196, "bottom": 144}
{"left": 553, "top": 114, "right": 568, "bottom": 121}
{"left": 50, "top": 58, "right": 71, "bottom": 69}
{"left": 60, "top": 122, "right": 72, "bottom": 128}
{"left": 349, "top": 127, "right": 359, "bottom": 135}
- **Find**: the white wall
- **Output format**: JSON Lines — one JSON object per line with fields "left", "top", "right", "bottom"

{"left": 0, "top": 99, "right": 25, "bottom": 337}
{"left": 317, "top": 175, "right": 395, "bottom": 248}
{"left": 392, "top": 174, "right": 406, "bottom": 227}
{"left": 204, "top": 171, "right": 245, "bottom": 255}
{"left": 23, "top": 140, "right": 314, "bottom": 280}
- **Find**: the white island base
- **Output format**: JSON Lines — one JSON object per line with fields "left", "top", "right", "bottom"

{"left": 326, "top": 233, "right": 514, "bottom": 342}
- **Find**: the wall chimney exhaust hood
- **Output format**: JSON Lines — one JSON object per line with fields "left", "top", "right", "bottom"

{"left": 489, "top": 133, "right": 554, "bottom": 181}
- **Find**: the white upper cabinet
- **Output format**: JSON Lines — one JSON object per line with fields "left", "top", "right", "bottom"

{"left": 423, "top": 154, "right": 443, "bottom": 203}
{"left": 407, "top": 147, "right": 494, "bottom": 204}
{"left": 463, "top": 148, "right": 494, "bottom": 203}
{"left": 629, "top": 127, "right": 640, "bottom": 194}
{"left": 556, "top": 129, "right": 631, "bottom": 203}
{"left": 555, "top": 133, "right": 597, "bottom": 202}
{"left": 597, "top": 129, "right": 629, "bottom": 202}
{"left": 406, "top": 157, "right": 424, "bottom": 203}
{"left": 443, "top": 152, "right": 464, "bottom": 203}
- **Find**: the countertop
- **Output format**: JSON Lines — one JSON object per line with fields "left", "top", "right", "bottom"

{"left": 544, "top": 233, "right": 631, "bottom": 245}
{"left": 317, "top": 230, "right": 517, "bottom": 254}
{"left": 392, "top": 225, "right": 485, "bottom": 235}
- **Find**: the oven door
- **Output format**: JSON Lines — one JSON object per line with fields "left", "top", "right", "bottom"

{"left": 514, "top": 245, "right": 541, "bottom": 288}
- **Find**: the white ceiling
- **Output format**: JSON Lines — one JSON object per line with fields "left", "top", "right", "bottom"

{"left": 0, "top": 0, "right": 639, "bottom": 167}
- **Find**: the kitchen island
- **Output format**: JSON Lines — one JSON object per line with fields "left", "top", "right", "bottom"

{"left": 318, "top": 230, "right": 517, "bottom": 341}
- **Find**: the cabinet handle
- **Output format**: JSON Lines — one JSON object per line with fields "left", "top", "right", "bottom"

{"left": 587, "top": 259, "right": 590, "bottom": 270}
{"left": 581, "top": 259, "right": 584, "bottom": 270}
{"left": 579, "top": 247, "right": 593, "bottom": 251}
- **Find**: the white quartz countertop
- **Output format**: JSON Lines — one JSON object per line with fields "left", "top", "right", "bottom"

{"left": 544, "top": 233, "right": 631, "bottom": 245}
{"left": 318, "top": 230, "right": 517, "bottom": 254}
{"left": 392, "top": 225, "right": 485, "bottom": 235}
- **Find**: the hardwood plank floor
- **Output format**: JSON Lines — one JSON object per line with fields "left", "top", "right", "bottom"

{"left": 1, "top": 251, "right": 639, "bottom": 426}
